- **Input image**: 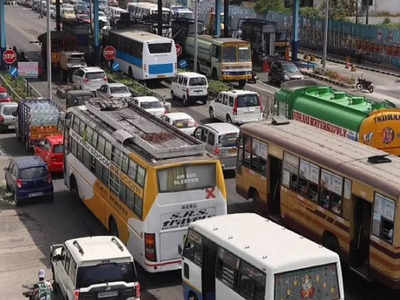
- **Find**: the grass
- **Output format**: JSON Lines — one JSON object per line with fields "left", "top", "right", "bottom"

{"left": 208, "top": 80, "right": 232, "bottom": 98}
{"left": 105, "top": 71, "right": 156, "bottom": 97}
{"left": 1, "top": 73, "right": 29, "bottom": 100}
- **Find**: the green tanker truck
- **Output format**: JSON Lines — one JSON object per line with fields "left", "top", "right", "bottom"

{"left": 184, "top": 35, "right": 252, "bottom": 88}
{"left": 274, "top": 80, "right": 400, "bottom": 155}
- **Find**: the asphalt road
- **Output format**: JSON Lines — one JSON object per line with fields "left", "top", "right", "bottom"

{"left": 3, "top": 5, "right": 400, "bottom": 300}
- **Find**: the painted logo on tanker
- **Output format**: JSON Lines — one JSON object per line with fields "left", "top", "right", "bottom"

{"left": 292, "top": 111, "right": 357, "bottom": 141}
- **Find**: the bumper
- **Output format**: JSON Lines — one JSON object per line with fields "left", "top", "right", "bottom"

{"left": 220, "top": 156, "right": 237, "bottom": 170}
{"left": 144, "top": 259, "right": 182, "bottom": 273}
{"left": 16, "top": 186, "right": 53, "bottom": 201}
{"left": 188, "top": 95, "right": 208, "bottom": 103}
{"left": 48, "top": 162, "right": 64, "bottom": 173}
{"left": 222, "top": 74, "right": 252, "bottom": 81}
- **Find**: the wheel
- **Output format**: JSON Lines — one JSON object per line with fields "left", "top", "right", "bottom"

{"left": 238, "top": 80, "right": 246, "bottom": 88}
{"left": 70, "top": 176, "right": 82, "bottom": 203}
{"left": 368, "top": 85, "right": 374, "bottom": 93}
{"left": 209, "top": 107, "right": 215, "bottom": 119}
{"left": 188, "top": 292, "right": 198, "bottom": 300}
{"left": 109, "top": 217, "right": 119, "bottom": 238}
{"left": 211, "top": 69, "right": 218, "bottom": 80}
{"left": 128, "top": 67, "right": 133, "bottom": 78}
{"left": 356, "top": 83, "right": 362, "bottom": 90}
{"left": 226, "top": 115, "right": 233, "bottom": 123}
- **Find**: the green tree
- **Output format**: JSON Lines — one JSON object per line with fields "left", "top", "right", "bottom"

{"left": 254, "top": 0, "right": 286, "bottom": 15}
{"left": 300, "top": 7, "right": 321, "bottom": 18}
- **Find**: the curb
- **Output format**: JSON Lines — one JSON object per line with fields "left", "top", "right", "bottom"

{"left": 302, "top": 70, "right": 355, "bottom": 89}
{"left": 299, "top": 50, "right": 400, "bottom": 78}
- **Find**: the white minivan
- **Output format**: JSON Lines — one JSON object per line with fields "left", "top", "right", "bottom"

{"left": 171, "top": 72, "right": 208, "bottom": 106}
{"left": 72, "top": 67, "right": 107, "bottom": 92}
{"left": 208, "top": 89, "right": 263, "bottom": 124}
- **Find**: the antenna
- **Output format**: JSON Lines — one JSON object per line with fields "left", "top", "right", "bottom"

{"left": 72, "top": 240, "right": 84, "bottom": 255}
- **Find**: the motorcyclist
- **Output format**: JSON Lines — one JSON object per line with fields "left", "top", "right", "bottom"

{"left": 32, "top": 269, "right": 53, "bottom": 300}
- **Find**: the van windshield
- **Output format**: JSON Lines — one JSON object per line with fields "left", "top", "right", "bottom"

{"left": 86, "top": 72, "right": 105, "bottom": 80}
{"left": 189, "top": 77, "right": 207, "bottom": 86}
{"left": 76, "top": 262, "right": 137, "bottom": 288}
{"left": 237, "top": 94, "right": 259, "bottom": 107}
{"left": 19, "top": 167, "right": 47, "bottom": 179}
{"left": 219, "top": 133, "right": 238, "bottom": 147}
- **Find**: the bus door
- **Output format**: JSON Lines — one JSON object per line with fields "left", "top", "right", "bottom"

{"left": 202, "top": 239, "right": 217, "bottom": 300}
{"left": 350, "top": 196, "right": 371, "bottom": 277}
{"left": 268, "top": 154, "right": 282, "bottom": 217}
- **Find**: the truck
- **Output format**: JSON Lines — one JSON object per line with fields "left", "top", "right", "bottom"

{"left": 59, "top": 51, "right": 87, "bottom": 83}
{"left": 184, "top": 35, "right": 252, "bottom": 88}
{"left": 16, "top": 99, "right": 62, "bottom": 152}
{"left": 274, "top": 79, "right": 400, "bottom": 155}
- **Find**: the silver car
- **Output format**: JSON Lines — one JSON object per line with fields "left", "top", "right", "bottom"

{"left": 0, "top": 102, "right": 18, "bottom": 132}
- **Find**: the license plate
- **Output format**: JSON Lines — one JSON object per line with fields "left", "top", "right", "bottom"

{"left": 29, "top": 192, "right": 43, "bottom": 197}
{"left": 229, "top": 148, "right": 237, "bottom": 153}
{"left": 248, "top": 107, "right": 255, "bottom": 112}
{"left": 98, "top": 291, "right": 118, "bottom": 298}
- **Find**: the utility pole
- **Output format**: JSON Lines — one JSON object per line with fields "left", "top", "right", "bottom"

{"left": 0, "top": 0, "right": 6, "bottom": 70}
{"left": 46, "top": 0, "right": 52, "bottom": 101}
{"left": 223, "top": 0, "right": 229, "bottom": 37}
{"left": 322, "top": 0, "right": 329, "bottom": 70}
{"left": 193, "top": 0, "right": 198, "bottom": 72}
{"left": 157, "top": 0, "right": 162, "bottom": 36}
{"left": 355, "top": 0, "right": 358, "bottom": 24}
{"left": 366, "top": 1, "right": 369, "bottom": 25}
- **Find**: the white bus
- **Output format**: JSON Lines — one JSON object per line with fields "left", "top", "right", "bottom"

{"left": 181, "top": 213, "right": 344, "bottom": 300}
{"left": 63, "top": 98, "right": 227, "bottom": 273}
{"left": 108, "top": 30, "right": 177, "bottom": 80}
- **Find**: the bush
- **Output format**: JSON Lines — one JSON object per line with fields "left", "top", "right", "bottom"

{"left": 1, "top": 73, "right": 29, "bottom": 99}
{"left": 105, "top": 71, "right": 155, "bottom": 97}
{"left": 208, "top": 80, "right": 232, "bottom": 98}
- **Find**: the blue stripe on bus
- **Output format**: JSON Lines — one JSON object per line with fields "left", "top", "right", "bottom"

{"left": 116, "top": 50, "right": 143, "bottom": 68}
{"left": 149, "top": 63, "right": 173, "bottom": 75}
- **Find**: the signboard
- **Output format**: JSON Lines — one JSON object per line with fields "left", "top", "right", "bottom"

{"left": 112, "top": 62, "right": 120, "bottom": 72}
{"left": 18, "top": 62, "right": 39, "bottom": 78}
{"left": 175, "top": 43, "right": 182, "bottom": 57}
{"left": 9, "top": 66, "right": 18, "bottom": 78}
{"left": 103, "top": 45, "right": 116, "bottom": 61}
{"left": 3, "top": 49, "right": 17, "bottom": 65}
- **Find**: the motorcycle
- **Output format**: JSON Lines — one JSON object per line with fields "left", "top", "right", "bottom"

{"left": 356, "top": 77, "right": 374, "bottom": 93}
{"left": 22, "top": 284, "right": 52, "bottom": 300}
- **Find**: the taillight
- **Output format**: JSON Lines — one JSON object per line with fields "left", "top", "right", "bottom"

{"left": 233, "top": 98, "right": 238, "bottom": 115}
{"left": 214, "top": 147, "right": 220, "bottom": 155}
{"left": 74, "top": 290, "right": 80, "bottom": 300}
{"left": 16, "top": 178, "right": 23, "bottom": 188}
{"left": 135, "top": 283, "right": 141, "bottom": 298}
{"left": 48, "top": 173, "right": 52, "bottom": 184}
{"left": 258, "top": 95, "right": 263, "bottom": 112}
{"left": 144, "top": 233, "right": 156, "bottom": 261}
{"left": 83, "top": 77, "right": 89, "bottom": 83}
{"left": 0, "top": 115, "right": 4, "bottom": 123}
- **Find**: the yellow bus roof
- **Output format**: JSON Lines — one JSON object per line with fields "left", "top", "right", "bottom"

{"left": 241, "top": 119, "right": 400, "bottom": 197}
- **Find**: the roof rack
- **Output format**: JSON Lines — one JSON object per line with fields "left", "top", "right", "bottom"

{"left": 367, "top": 154, "right": 392, "bottom": 164}
{"left": 271, "top": 116, "right": 290, "bottom": 125}
{"left": 85, "top": 98, "right": 205, "bottom": 160}
{"left": 111, "top": 237, "right": 124, "bottom": 252}
{"left": 72, "top": 240, "right": 84, "bottom": 255}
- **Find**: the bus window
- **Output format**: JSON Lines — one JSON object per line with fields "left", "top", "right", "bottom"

{"left": 223, "top": 46, "right": 236, "bottom": 63}
{"left": 216, "top": 247, "right": 239, "bottom": 289}
{"left": 298, "top": 159, "right": 320, "bottom": 202}
{"left": 148, "top": 43, "right": 171, "bottom": 54}
{"left": 282, "top": 152, "right": 299, "bottom": 190}
{"left": 183, "top": 230, "right": 203, "bottom": 266}
{"left": 320, "top": 169, "right": 343, "bottom": 215}
{"left": 238, "top": 260, "right": 266, "bottom": 300}
{"left": 372, "top": 193, "right": 395, "bottom": 244}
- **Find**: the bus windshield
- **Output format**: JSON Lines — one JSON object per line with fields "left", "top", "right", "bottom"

{"left": 148, "top": 43, "right": 172, "bottom": 54}
{"left": 223, "top": 46, "right": 236, "bottom": 62}
{"left": 158, "top": 164, "right": 216, "bottom": 192}
{"left": 274, "top": 263, "right": 340, "bottom": 300}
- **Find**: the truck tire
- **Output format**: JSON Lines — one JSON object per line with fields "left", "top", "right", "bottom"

{"left": 109, "top": 217, "right": 119, "bottom": 238}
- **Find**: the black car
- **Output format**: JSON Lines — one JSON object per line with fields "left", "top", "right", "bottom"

{"left": 268, "top": 60, "right": 304, "bottom": 86}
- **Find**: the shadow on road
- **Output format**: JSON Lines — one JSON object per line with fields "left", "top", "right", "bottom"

{"left": 0, "top": 134, "right": 26, "bottom": 157}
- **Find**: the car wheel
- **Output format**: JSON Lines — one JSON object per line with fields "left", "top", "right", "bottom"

{"left": 226, "top": 115, "right": 233, "bottom": 123}
{"left": 209, "top": 107, "right": 215, "bottom": 119}
{"left": 14, "top": 192, "right": 20, "bottom": 206}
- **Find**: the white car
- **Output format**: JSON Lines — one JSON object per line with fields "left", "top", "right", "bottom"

{"left": 161, "top": 112, "right": 197, "bottom": 135}
{"left": 171, "top": 72, "right": 208, "bottom": 106}
{"left": 72, "top": 67, "right": 107, "bottom": 92}
{"left": 0, "top": 102, "right": 18, "bottom": 132}
{"left": 97, "top": 83, "right": 131, "bottom": 98}
{"left": 208, "top": 89, "right": 263, "bottom": 124}
{"left": 131, "top": 96, "right": 166, "bottom": 118}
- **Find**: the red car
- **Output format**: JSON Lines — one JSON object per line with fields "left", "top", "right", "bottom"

{"left": 0, "top": 86, "right": 12, "bottom": 102}
{"left": 34, "top": 135, "right": 64, "bottom": 173}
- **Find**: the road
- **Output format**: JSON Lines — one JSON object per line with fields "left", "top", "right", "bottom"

{"left": 2, "top": 5, "right": 400, "bottom": 300}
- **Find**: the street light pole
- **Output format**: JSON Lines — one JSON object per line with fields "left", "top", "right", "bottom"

{"left": 322, "top": 0, "right": 329, "bottom": 70}
{"left": 193, "top": 0, "right": 198, "bottom": 72}
{"left": 46, "top": 0, "right": 52, "bottom": 101}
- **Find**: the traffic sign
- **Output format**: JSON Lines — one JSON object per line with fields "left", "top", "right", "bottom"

{"left": 9, "top": 66, "right": 18, "bottom": 78}
{"left": 112, "top": 62, "right": 120, "bottom": 72}
{"left": 175, "top": 43, "right": 182, "bottom": 57}
{"left": 3, "top": 49, "right": 17, "bottom": 65}
{"left": 103, "top": 45, "right": 116, "bottom": 61}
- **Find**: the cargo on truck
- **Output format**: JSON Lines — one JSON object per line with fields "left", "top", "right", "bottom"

{"left": 16, "top": 99, "right": 62, "bottom": 152}
{"left": 184, "top": 35, "right": 252, "bottom": 88}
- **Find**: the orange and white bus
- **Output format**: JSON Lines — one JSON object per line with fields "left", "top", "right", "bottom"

{"left": 236, "top": 118, "right": 400, "bottom": 288}
{"left": 63, "top": 98, "right": 227, "bottom": 273}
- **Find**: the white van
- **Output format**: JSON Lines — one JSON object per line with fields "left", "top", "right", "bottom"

{"left": 171, "top": 72, "right": 208, "bottom": 106}
{"left": 209, "top": 89, "right": 263, "bottom": 124}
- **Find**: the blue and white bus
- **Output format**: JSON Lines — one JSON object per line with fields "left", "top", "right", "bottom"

{"left": 108, "top": 30, "right": 177, "bottom": 80}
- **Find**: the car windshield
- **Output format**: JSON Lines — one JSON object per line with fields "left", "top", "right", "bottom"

{"left": 282, "top": 63, "right": 299, "bottom": 73}
{"left": 76, "top": 262, "right": 137, "bottom": 288}
{"left": 223, "top": 46, "right": 236, "bottom": 62}
{"left": 148, "top": 43, "right": 172, "bottom": 54}
{"left": 189, "top": 77, "right": 207, "bottom": 86}
{"left": 86, "top": 72, "right": 105, "bottom": 80}
{"left": 3, "top": 106, "right": 16, "bottom": 115}
{"left": 53, "top": 144, "right": 64, "bottom": 153}
{"left": 141, "top": 101, "right": 162, "bottom": 109}
{"left": 173, "top": 118, "right": 195, "bottom": 128}
{"left": 219, "top": 133, "right": 238, "bottom": 147}
{"left": 19, "top": 166, "right": 48, "bottom": 179}
{"left": 237, "top": 94, "right": 259, "bottom": 107}
{"left": 110, "top": 86, "right": 129, "bottom": 94}
{"left": 238, "top": 47, "right": 251, "bottom": 62}
{"left": 0, "top": 92, "right": 9, "bottom": 98}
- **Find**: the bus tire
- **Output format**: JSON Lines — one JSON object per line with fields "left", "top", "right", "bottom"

{"left": 109, "top": 217, "right": 119, "bottom": 238}
{"left": 70, "top": 175, "right": 81, "bottom": 203}
{"left": 183, "top": 96, "right": 189, "bottom": 106}
{"left": 188, "top": 292, "right": 198, "bottom": 300}
{"left": 238, "top": 80, "right": 246, "bottom": 88}
{"left": 322, "top": 232, "right": 340, "bottom": 255}
{"left": 128, "top": 67, "right": 133, "bottom": 78}
{"left": 212, "top": 69, "right": 218, "bottom": 80}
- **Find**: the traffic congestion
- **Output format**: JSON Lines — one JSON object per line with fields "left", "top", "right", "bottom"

{"left": 2, "top": 1, "right": 400, "bottom": 300}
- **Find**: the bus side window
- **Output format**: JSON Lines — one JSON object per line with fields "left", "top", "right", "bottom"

{"left": 183, "top": 230, "right": 203, "bottom": 267}
{"left": 238, "top": 260, "right": 266, "bottom": 300}
{"left": 216, "top": 247, "right": 239, "bottom": 290}
{"left": 282, "top": 152, "right": 299, "bottom": 190}
{"left": 298, "top": 159, "right": 320, "bottom": 202}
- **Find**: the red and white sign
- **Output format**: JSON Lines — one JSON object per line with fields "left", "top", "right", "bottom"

{"left": 18, "top": 62, "right": 39, "bottom": 78}
{"left": 292, "top": 110, "right": 357, "bottom": 140}
{"left": 3, "top": 49, "right": 17, "bottom": 65}
{"left": 103, "top": 45, "right": 116, "bottom": 61}
{"left": 175, "top": 43, "right": 182, "bottom": 57}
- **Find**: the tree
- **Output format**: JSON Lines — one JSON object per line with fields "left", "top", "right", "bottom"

{"left": 254, "top": 0, "right": 286, "bottom": 15}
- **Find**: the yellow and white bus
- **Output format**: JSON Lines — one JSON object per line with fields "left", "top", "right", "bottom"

{"left": 236, "top": 118, "right": 400, "bottom": 288}
{"left": 182, "top": 213, "right": 344, "bottom": 300}
{"left": 63, "top": 98, "right": 227, "bottom": 273}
